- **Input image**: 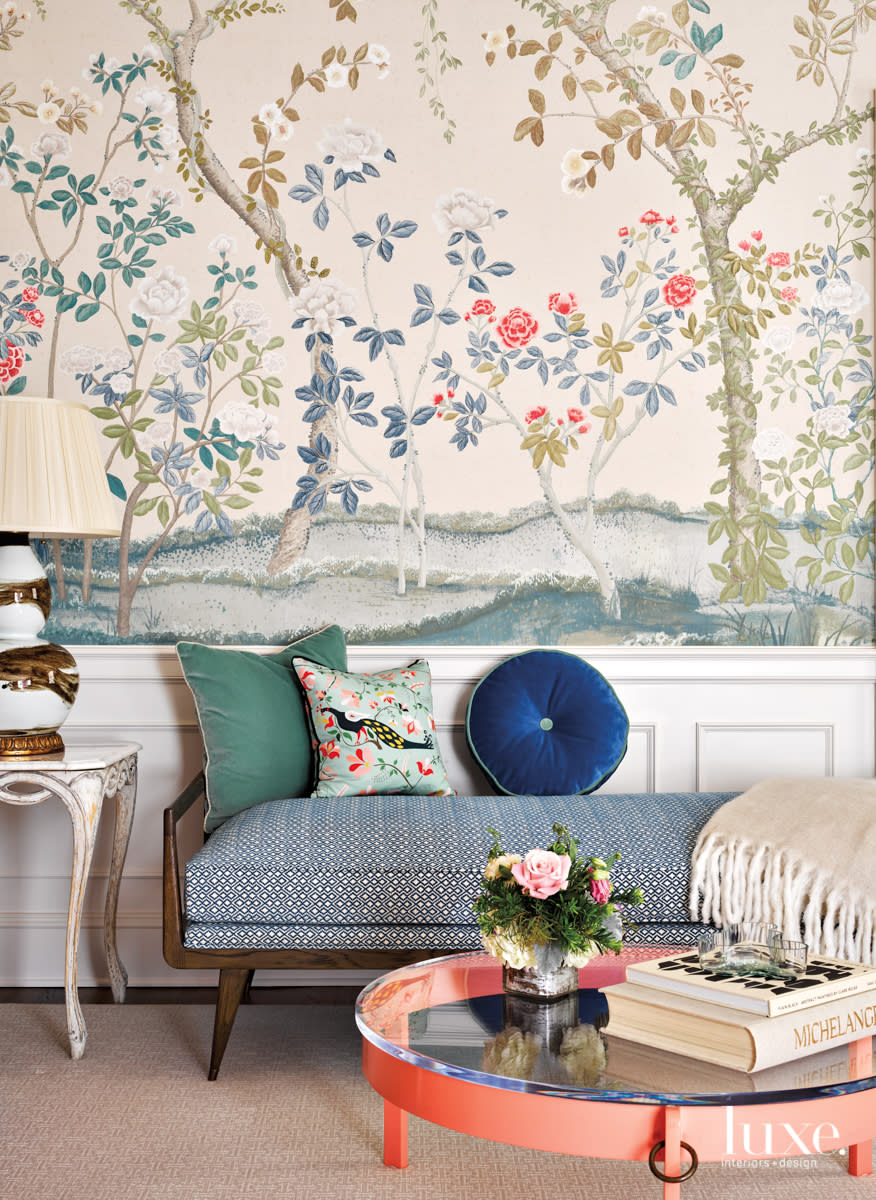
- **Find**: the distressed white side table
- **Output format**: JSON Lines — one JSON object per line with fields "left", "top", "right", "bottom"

{"left": 0, "top": 741, "right": 140, "bottom": 1058}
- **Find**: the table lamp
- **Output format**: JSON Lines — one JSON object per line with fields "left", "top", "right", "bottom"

{"left": 0, "top": 394, "right": 120, "bottom": 756}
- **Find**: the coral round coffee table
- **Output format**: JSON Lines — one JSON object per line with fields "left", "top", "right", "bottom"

{"left": 356, "top": 949, "right": 875, "bottom": 1198}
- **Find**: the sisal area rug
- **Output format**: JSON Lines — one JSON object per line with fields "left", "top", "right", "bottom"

{"left": 0, "top": 1002, "right": 870, "bottom": 1200}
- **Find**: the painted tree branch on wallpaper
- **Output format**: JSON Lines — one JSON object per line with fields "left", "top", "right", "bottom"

{"left": 490, "top": 0, "right": 874, "bottom": 608}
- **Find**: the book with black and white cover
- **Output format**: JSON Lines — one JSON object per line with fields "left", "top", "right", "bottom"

{"left": 625, "top": 949, "right": 876, "bottom": 1016}
{"left": 602, "top": 980, "right": 876, "bottom": 1072}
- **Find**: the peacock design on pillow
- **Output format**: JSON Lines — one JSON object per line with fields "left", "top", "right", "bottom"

{"left": 325, "top": 706, "right": 434, "bottom": 751}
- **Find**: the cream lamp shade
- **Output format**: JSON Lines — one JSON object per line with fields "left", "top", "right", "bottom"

{"left": 0, "top": 394, "right": 120, "bottom": 536}
{"left": 0, "top": 394, "right": 120, "bottom": 757}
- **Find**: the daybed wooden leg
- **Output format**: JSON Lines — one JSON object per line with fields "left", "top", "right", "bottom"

{"left": 208, "top": 968, "right": 250, "bottom": 1081}
{"left": 242, "top": 968, "right": 255, "bottom": 1001}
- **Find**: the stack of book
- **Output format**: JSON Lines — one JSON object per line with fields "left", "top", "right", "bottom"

{"left": 602, "top": 949, "right": 876, "bottom": 1073}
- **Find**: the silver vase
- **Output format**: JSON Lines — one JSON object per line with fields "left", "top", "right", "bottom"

{"left": 502, "top": 941, "right": 578, "bottom": 1001}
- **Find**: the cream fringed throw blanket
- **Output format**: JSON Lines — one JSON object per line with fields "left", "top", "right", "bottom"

{"left": 689, "top": 777, "right": 876, "bottom": 965}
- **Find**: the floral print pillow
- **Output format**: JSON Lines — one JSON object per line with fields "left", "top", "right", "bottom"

{"left": 292, "top": 657, "right": 455, "bottom": 797}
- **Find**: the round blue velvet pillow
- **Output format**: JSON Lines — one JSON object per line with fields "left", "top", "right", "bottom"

{"left": 465, "top": 650, "right": 629, "bottom": 796}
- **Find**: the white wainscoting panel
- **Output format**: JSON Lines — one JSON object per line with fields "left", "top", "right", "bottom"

{"left": 0, "top": 645, "right": 873, "bottom": 987}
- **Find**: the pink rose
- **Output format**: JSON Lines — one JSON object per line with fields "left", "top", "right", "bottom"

{"left": 24, "top": 308, "right": 44, "bottom": 328}
{"left": 781, "top": 286, "right": 798, "bottom": 303}
{"left": 751, "top": 230, "right": 763, "bottom": 241}
{"left": 525, "top": 405, "right": 547, "bottom": 424}
{"left": 496, "top": 306, "right": 538, "bottom": 348}
{"left": 511, "top": 849, "right": 571, "bottom": 899}
{"left": 566, "top": 406, "right": 585, "bottom": 423}
{"left": 590, "top": 877, "right": 612, "bottom": 903}
{"left": 663, "top": 273, "right": 697, "bottom": 309}
{"left": 470, "top": 298, "right": 495, "bottom": 317}
{"left": 640, "top": 209, "right": 661, "bottom": 224}
{"left": 548, "top": 290, "right": 577, "bottom": 316}
{"left": 738, "top": 239, "right": 751, "bottom": 252}
{"left": 21, "top": 286, "right": 40, "bottom": 303}
{"left": 617, "top": 226, "right": 629, "bottom": 237}
{"left": 767, "top": 251, "right": 790, "bottom": 268}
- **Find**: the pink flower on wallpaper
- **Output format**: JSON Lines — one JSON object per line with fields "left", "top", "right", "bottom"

{"left": 781, "top": 286, "right": 798, "bottom": 302}
{"left": 21, "top": 286, "right": 40, "bottom": 303}
{"left": 24, "top": 309, "right": 44, "bottom": 328}
{"left": 432, "top": 392, "right": 443, "bottom": 406}
{"left": 751, "top": 230, "right": 763, "bottom": 241}
{"left": 663, "top": 273, "right": 697, "bottom": 308}
{"left": 640, "top": 209, "right": 661, "bottom": 224}
{"left": 496, "top": 306, "right": 538, "bottom": 348}
{"left": 470, "top": 298, "right": 496, "bottom": 317}
{"left": 577, "top": 420, "right": 592, "bottom": 434}
{"left": 738, "top": 239, "right": 751, "bottom": 252}
{"left": 567, "top": 407, "right": 585, "bottom": 423}
{"left": 348, "top": 746, "right": 374, "bottom": 776}
{"left": 0, "top": 340, "right": 24, "bottom": 383}
{"left": 548, "top": 291, "right": 577, "bottom": 315}
{"left": 617, "top": 226, "right": 629, "bottom": 237}
{"left": 767, "top": 251, "right": 790, "bottom": 267}
{"left": 525, "top": 405, "right": 547, "bottom": 424}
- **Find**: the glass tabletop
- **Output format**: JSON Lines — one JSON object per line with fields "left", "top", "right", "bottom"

{"left": 356, "top": 950, "right": 876, "bottom": 1107}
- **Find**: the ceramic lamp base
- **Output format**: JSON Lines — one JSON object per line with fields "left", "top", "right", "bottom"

{"left": 0, "top": 534, "right": 78, "bottom": 756}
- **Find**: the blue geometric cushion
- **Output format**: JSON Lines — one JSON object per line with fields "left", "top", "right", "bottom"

{"left": 466, "top": 650, "right": 629, "bottom": 796}
{"left": 182, "top": 790, "right": 737, "bottom": 950}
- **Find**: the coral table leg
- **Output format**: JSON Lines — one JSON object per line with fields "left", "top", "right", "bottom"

{"left": 662, "top": 1106, "right": 682, "bottom": 1200}
{"left": 383, "top": 1099, "right": 408, "bottom": 1168}
{"left": 848, "top": 1037, "right": 873, "bottom": 1176}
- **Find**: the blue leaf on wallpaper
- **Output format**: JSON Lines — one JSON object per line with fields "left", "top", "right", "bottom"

{"left": 414, "top": 283, "right": 433, "bottom": 306}
{"left": 411, "top": 306, "right": 434, "bottom": 327}
{"left": 646, "top": 339, "right": 661, "bottom": 360}
{"left": 472, "top": 245, "right": 486, "bottom": 270}
{"left": 362, "top": 163, "right": 380, "bottom": 178}
{"left": 486, "top": 261, "right": 514, "bottom": 276}
{"left": 645, "top": 387, "right": 659, "bottom": 416}
{"left": 447, "top": 232, "right": 463, "bottom": 246}
{"left": 353, "top": 232, "right": 374, "bottom": 247}
{"left": 689, "top": 0, "right": 710, "bottom": 11}
{"left": 659, "top": 50, "right": 679, "bottom": 66}
{"left": 411, "top": 406, "right": 436, "bottom": 425}
{"left": 437, "top": 309, "right": 459, "bottom": 324}
{"left": 432, "top": 351, "right": 452, "bottom": 368}
{"left": 391, "top": 220, "right": 417, "bottom": 238}
{"left": 557, "top": 375, "right": 576, "bottom": 390}
{"left": 383, "top": 328, "right": 405, "bottom": 345}
{"left": 351, "top": 411, "right": 378, "bottom": 427}
{"left": 389, "top": 439, "right": 407, "bottom": 458}
{"left": 674, "top": 54, "right": 697, "bottom": 79}
{"left": 579, "top": 382, "right": 591, "bottom": 406}
{"left": 107, "top": 473, "right": 127, "bottom": 501}
{"left": 314, "top": 199, "right": 329, "bottom": 230}
{"left": 194, "top": 510, "right": 212, "bottom": 532}
{"left": 624, "top": 380, "right": 649, "bottom": 396}
{"left": 690, "top": 21, "right": 706, "bottom": 51}
{"left": 643, "top": 287, "right": 660, "bottom": 309}
{"left": 702, "top": 24, "right": 722, "bottom": 52}
{"left": 445, "top": 251, "right": 463, "bottom": 266}
{"left": 289, "top": 184, "right": 316, "bottom": 203}
{"left": 538, "top": 360, "right": 548, "bottom": 385}
{"left": 377, "top": 238, "right": 394, "bottom": 261}
{"left": 302, "top": 404, "right": 328, "bottom": 422}
{"left": 376, "top": 212, "right": 391, "bottom": 235}
{"left": 468, "top": 275, "right": 488, "bottom": 293}
{"left": 308, "top": 489, "right": 327, "bottom": 516}
{"left": 658, "top": 384, "right": 677, "bottom": 406}
{"left": 384, "top": 148, "right": 397, "bottom": 162}
{"left": 601, "top": 255, "right": 616, "bottom": 273}
{"left": 305, "top": 163, "right": 324, "bottom": 190}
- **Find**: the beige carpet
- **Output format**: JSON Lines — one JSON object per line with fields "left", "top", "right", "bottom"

{"left": 0, "top": 1003, "right": 871, "bottom": 1200}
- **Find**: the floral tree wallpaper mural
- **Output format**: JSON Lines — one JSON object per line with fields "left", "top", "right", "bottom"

{"left": 0, "top": 0, "right": 873, "bottom": 646}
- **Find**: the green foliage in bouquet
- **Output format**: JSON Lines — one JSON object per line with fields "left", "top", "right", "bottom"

{"left": 473, "top": 823, "right": 644, "bottom": 963}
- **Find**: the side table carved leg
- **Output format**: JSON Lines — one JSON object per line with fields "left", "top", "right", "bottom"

{"left": 103, "top": 755, "right": 137, "bottom": 1003}
{"left": 59, "top": 771, "right": 105, "bottom": 1059}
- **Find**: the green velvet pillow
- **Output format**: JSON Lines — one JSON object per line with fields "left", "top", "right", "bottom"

{"left": 177, "top": 625, "right": 347, "bottom": 832}
{"left": 292, "top": 657, "right": 455, "bottom": 798}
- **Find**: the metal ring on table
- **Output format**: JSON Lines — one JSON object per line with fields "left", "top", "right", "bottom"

{"left": 648, "top": 1138, "right": 699, "bottom": 1183}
